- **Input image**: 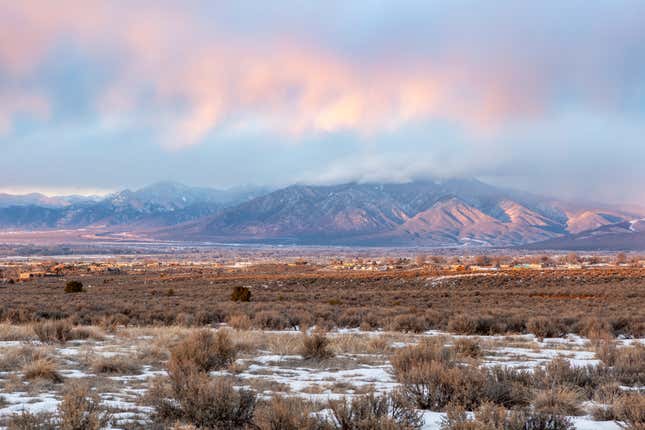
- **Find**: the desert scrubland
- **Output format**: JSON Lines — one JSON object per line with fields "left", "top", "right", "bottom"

{"left": 0, "top": 256, "right": 643, "bottom": 429}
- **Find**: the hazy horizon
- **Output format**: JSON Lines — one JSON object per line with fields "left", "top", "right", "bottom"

{"left": 1, "top": 1, "right": 644, "bottom": 205}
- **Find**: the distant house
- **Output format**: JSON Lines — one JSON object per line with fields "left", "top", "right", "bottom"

{"left": 19, "top": 272, "right": 45, "bottom": 280}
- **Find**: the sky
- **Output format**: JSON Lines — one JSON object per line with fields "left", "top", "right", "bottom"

{"left": 0, "top": 1, "right": 644, "bottom": 204}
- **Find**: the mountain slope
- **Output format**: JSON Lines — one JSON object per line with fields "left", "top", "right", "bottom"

{"left": 524, "top": 219, "right": 645, "bottom": 250}
{"left": 162, "top": 179, "right": 641, "bottom": 246}
{"left": 1, "top": 179, "right": 641, "bottom": 248}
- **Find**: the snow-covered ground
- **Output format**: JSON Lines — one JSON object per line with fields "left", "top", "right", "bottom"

{"left": 0, "top": 327, "right": 641, "bottom": 429}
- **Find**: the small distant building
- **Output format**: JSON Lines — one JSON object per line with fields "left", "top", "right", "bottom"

{"left": 19, "top": 272, "right": 45, "bottom": 280}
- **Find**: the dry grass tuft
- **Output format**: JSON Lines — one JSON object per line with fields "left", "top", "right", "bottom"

{"left": 611, "top": 344, "right": 645, "bottom": 386}
{"left": 228, "top": 314, "right": 252, "bottom": 330}
{"left": 300, "top": 331, "right": 334, "bottom": 361}
{"left": 0, "top": 345, "right": 49, "bottom": 371}
{"left": 58, "top": 381, "right": 110, "bottom": 430}
{"left": 453, "top": 338, "right": 481, "bottom": 359}
{"left": 22, "top": 358, "right": 63, "bottom": 383}
{"left": 33, "top": 320, "right": 73, "bottom": 343}
{"left": 90, "top": 354, "right": 141, "bottom": 375}
{"left": 0, "top": 324, "right": 36, "bottom": 341}
{"left": 613, "top": 393, "right": 645, "bottom": 430}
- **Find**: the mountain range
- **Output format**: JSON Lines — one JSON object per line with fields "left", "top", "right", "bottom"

{"left": 0, "top": 180, "right": 643, "bottom": 249}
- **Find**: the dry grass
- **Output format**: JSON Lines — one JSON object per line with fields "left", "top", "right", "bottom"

{"left": 7, "top": 411, "right": 57, "bottom": 430}
{"left": 22, "top": 358, "right": 63, "bottom": 383}
{"left": 90, "top": 354, "right": 142, "bottom": 375}
{"left": 32, "top": 320, "right": 73, "bottom": 343}
{"left": 611, "top": 344, "right": 645, "bottom": 386}
{"left": 1, "top": 267, "right": 642, "bottom": 337}
{"left": 254, "top": 396, "right": 321, "bottom": 430}
{"left": 391, "top": 337, "right": 453, "bottom": 378}
{"left": 526, "top": 317, "right": 564, "bottom": 339}
{"left": 533, "top": 388, "right": 583, "bottom": 416}
{"left": 0, "top": 345, "right": 50, "bottom": 371}
{"left": 149, "top": 372, "right": 257, "bottom": 429}
{"left": 328, "top": 391, "right": 423, "bottom": 430}
{"left": 300, "top": 332, "right": 334, "bottom": 361}
{"left": 58, "top": 382, "right": 110, "bottom": 430}
{"left": 441, "top": 402, "right": 576, "bottom": 430}
{"left": 228, "top": 314, "right": 252, "bottom": 330}
{"left": 169, "top": 328, "right": 237, "bottom": 373}
{"left": 613, "top": 393, "right": 645, "bottom": 430}
{"left": 0, "top": 323, "right": 36, "bottom": 341}
{"left": 453, "top": 338, "right": 481, "bottom": 359}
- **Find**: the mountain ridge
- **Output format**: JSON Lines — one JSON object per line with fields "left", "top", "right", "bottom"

{"left": 0, "top": 180, "right": 643, "bottom": 249}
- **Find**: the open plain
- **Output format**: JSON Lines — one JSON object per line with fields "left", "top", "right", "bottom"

{"left": 0, "top": 254, "right": 643, "bottom": 429}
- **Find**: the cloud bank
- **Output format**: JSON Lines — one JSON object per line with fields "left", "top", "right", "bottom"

{"left": 1, "top": 1, "right": 644, "bottom": 204}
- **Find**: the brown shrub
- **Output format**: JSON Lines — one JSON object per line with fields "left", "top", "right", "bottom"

{"left": 33, "top": 320, "right": 73, "bottom": 343}
{"left": 482, "top": 366, "right": 534, "bottom": 408}
{"left": 536, "top": 356, "right": 608, "bottom": 397}
{"left": 611, "top": 344, "right": 645, "bottom": 386}
{"left": 533, "top": 388, "right": 583, "bottom": 416}
{"left": 228, "top": 314, "right": 252, "bottom": 330}
{"left": 7, "top": 411, "right": 57, "bottom": 430}
{"left": 22, "top": 358, "right": 63, "bottom": 383}
{"left": 391, "top": 338, "right": 454, "bottom": 379}
{"left": 453, "top": 338, "right": 481, "bottom": 359}
{"left": 527, "top": 317, "right": 564, "bottom": 339}
{"left": 64, "top": 280, "right": 83, "bottom": 294}
{"left": 390, "top": 314, "right": 427, "bottom": 333}
{"left": 254, "top": 311, "right": 288, "bottom": 330}
{"left": 300, "top": 332, "right": 334, "bottom": 361}
{"left": 0, "top": 345, "right": 48, "bottom": 371}
{"left": 150, "top": 372, "right": 256, "bottom": 429}
{"left": 328, "top": 391, "right": 423, "bottom": 430}
{"left": 58, "top": 382, "right": 110, "bottom": 430}
{"left": 169, "top": 329, "right": 236, "bottom": 373}
{"left": 231, "top": 286, "right": 251, "bottom": 302}
{"left": 397, "top": 360, "right": 486, "bottom": 411}
{"left": 441, "top": 403, "right": 576, "bottom": 430}
{"left": 90, "top": 355, "right": 141, "bottom": 375}
{"left": 255, "top": 396, "right": 323, "bottom": 430}
{"left": 613, "top": 393, "right": 645, "bottom": 430}
{"left": 447, "top": 315, "right": 477, "bottom": 335}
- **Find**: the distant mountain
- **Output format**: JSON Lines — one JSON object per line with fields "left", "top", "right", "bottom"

{"left": 0, "top": 182, "right": 268, "bottom": 229}
{"left": 524, "top": 218, "right": 645, "bottom": 250}
{"left": 1, "top": 179, "right": 642, "bottom": 248}
{"left": 161, "top": 179, "right": 643, "bottom": 247}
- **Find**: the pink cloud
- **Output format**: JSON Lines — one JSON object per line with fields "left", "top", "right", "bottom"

{"left": 0, "top": 1, "right": 626, "bottom": 146}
